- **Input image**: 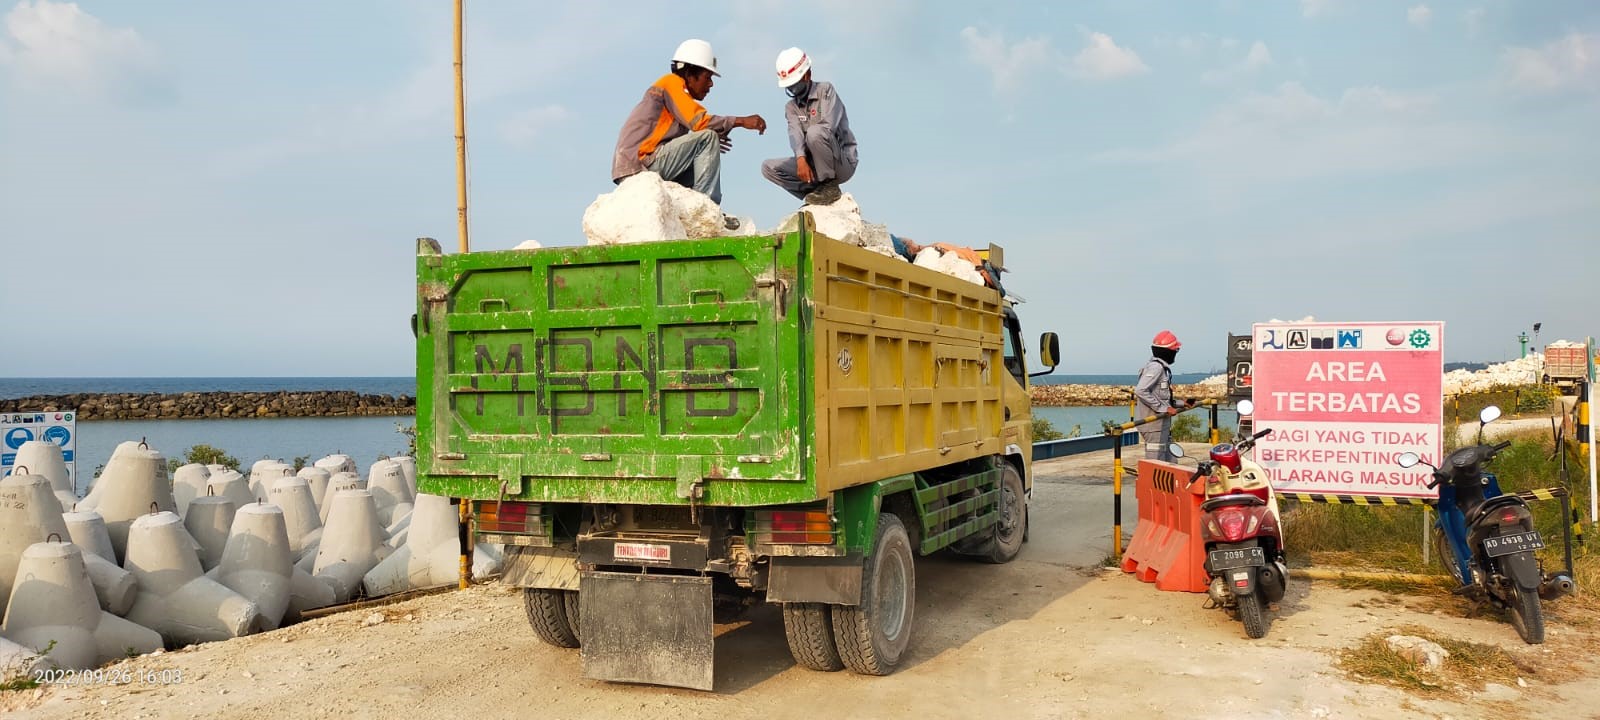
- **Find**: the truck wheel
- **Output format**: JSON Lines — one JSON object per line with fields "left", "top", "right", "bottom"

{"left": 978, "top": 464, "right": 1027, "bottom": 564}
{"left": 782, "top": 603, "right": 844, "bottom": 671}
{"left": 522, "top": 588, "right": 579, "bottom": 648}
{"left": 833, "top": 513, "right": 915, "bottom": 675}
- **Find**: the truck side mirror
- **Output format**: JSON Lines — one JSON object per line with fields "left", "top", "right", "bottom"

{"left": 1038, "top": 332, "right": 1060, "bottom": 369}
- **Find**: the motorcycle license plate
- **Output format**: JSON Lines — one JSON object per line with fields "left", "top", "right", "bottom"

{"left": 1482, "top": 530, "right": 1544, "bottom": 558}
{"left": 1208, "top": 546, "right": 1265, "bottom": 571}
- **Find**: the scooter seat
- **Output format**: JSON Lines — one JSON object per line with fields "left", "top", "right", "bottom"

{"left": 1202, "top": 494, "right": 1267, "bottom": 512}
{"left": 1466, "top": 494, "right": 1527, "bottom": 528}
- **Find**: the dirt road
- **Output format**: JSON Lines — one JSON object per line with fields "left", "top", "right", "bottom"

{"left": 7, "top": 448, "right": 1597, "bottom": 719}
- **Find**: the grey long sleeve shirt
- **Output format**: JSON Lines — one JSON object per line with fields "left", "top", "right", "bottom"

{"left": 1134, "top": 358, "right": 1174, "bottom": 416}
{"left": 785, "top": 81, "right": 857, "bottom": 165}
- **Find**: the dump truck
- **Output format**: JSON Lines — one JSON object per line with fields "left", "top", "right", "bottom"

{"left": 414, "top": 215, "right": 1059, "bottom": 690}
{"left": 1542, "top": 344, "right": 1589, "bottom": 394}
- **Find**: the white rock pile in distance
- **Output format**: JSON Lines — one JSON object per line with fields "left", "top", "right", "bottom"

{"left": 1443, "top": 353, "right": 1545, "bottom": 395}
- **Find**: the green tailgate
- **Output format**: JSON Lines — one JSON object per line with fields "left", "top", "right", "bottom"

{"left": 415, "top": 231, "right": 813, "bottom": 507}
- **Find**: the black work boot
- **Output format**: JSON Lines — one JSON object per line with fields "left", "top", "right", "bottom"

{"left": 722, "top": 214, "right": 742, "bottom": 231}
{"left": 803, "top": 180, "right": 842, "bottom": 206}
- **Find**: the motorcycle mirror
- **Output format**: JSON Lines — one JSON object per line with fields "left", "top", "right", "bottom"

{"left": 1168, "top": 443, "right": 1186, "bottom": 459}
{"left": 1479, "top": 405, "right": 1501, "bottom": 425}
{"left": 1396, "top": 452, "right": 1421, "bottom": 469}
{"left": 1236, "top": 399, "right": 1254, "bottom": 417}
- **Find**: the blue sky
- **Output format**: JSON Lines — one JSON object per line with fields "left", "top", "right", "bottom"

{"left": 0, "top": 0, "right": 1595, "bottom": 377}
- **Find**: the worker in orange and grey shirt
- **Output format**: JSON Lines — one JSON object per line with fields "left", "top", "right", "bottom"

{"left": 611, "top": 39, "right": 766, "bottom": 217}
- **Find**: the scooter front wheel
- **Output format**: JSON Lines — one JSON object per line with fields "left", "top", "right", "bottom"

{"left": 1508, "top": 584, "right": 1545, "bottom": 644}
{"left": 1237, "top": 590, "right": 1268, "bottom": 639}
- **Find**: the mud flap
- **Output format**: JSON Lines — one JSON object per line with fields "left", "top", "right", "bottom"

{"left": 1498, "top": 551, "right": 1542, "bottom": 592}
{"left": 579, "top": 571, "right": 714, "bottom": 690}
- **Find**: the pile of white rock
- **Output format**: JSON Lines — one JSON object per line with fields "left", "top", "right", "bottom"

{"left": 0, "top": 442, "right": 502, "bottom": 675}
{"left": 576, "top": 173, "right": 993, "bottom": 288}
{"left": 1442, "top": 353, "right": 1545, "bottom": 395}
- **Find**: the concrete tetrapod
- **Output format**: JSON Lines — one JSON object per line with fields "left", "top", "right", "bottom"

{"left": 206, "top": 504, "right": 292, "bottom": 631}
{"left": 76, "top": 440, "right": 145, "bottom": 512}
{"left": 2, "top": 475, "right": 136, "bottom": 617}
{"left": 83, "top": 444, "right": 176, "bottom": 563}
{"left": 11, "top": 440, "right": 78, "bottom": 512}
{"left": 363, "top": 494, "right": 460, "bottom": 596}
{"left": 1, "top": 635, "right": 48, "bottom": 677}
{"left": 184, "top": 496, "right": 236, "bottom": 571}
{"left": 248, "top": 460, "right": 293, "bottom": 501}
{"left": 1, "top": 542, "right": 162, "bottom": 670}
{"left": 123, "top": 512, "right": 261, "bottom": 646}
{"left": 206, "top": 469, "right": 256, "bottom": 511}
{"left": 393, "top": 456, "right": 418, "bottom": 498}
{"left": 171, "top": 463, "right": 213, "bottom": 517}
{"left": 296, "top": 466, "right": 332, "bottom": 510}
{"left": 367, "top": 459, "right": 414, "bottom": 527}
{"left": 63, "top": 510, "right": 117, "bottom": 562}
{"left": 313, "top": 454, "right": 356, "bottom": 478}
{"left": 312, "top": 490, "right": 391, "bottom": 603}
{"left": 269, "top": 477, "right": 324, "bottom": 558}
{"left": 319, "top": 472, "right": 365, "bottom": 525}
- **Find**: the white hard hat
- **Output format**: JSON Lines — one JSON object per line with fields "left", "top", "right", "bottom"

{"left": 775, "top": 47, "right": 811, "bottom": 88}
{"left": 672, "top": 39, "right": 720, "bottom": 76}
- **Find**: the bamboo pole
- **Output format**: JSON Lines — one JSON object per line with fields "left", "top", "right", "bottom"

{"left": 453, "top": 0, "right": 469, "bottom": 253}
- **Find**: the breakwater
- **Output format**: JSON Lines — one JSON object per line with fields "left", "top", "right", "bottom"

{"left": 1030, "top": 383, "right": 1226, "bottom": 407}
{"left": 0, "top": 391, "right": 415, "bottom": 420}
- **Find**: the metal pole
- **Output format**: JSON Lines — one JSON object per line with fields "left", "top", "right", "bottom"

{"left": 457, "top": 498, "right": 471, "bottom": 590}
{"left": 1587, "top": 373, "right": 1596, "bottom": 533}
{"left": 453, "top": 0, "right": 470, "bottom": 253}
{"left": 1421, "top": 505, "right": 1430, "bottom": 565}
{"left": 1209, "top": 403, "right": 1219, "bottom": 444}
{"left": 1113, "top": 431, "right": 1124, "bottom": 558}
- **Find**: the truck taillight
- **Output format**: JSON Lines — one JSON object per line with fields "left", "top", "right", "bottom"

{"left": 761, "top": 510, "right": 835, "bottom": 544}
{"left": 476, "top": 501, "right": 541, "bottom": 534}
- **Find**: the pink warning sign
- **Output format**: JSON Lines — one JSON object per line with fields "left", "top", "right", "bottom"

{"left": 1250, "top": 321, "right": 1444, "bottom": 499}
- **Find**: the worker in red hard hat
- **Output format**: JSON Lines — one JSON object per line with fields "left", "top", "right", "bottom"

{"left": 1134, "top": 330, "right": 1191, "bottom": 461}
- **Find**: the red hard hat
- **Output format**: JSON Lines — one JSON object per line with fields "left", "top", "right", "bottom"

{"left": 1152, "top": 330, "right": 1182, "bottom": 350}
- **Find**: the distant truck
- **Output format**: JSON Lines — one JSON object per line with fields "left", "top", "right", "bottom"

{"left": 414, "top": 216, "right": 1058, "bottom": 690}
{"left": 1542, "top": 344, "right": 1589, "bottom": 393}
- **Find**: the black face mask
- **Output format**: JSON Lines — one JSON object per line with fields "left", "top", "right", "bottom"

{"left": 786, "top": 79, "right": 811, "bottom": 99}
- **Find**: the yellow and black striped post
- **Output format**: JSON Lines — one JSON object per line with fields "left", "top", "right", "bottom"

{"left": 1112, "top": 429, "right": 1124, "bottom": 557}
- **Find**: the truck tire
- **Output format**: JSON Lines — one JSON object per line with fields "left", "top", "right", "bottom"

{"left": 522, "top": 588, "right": 579, "bottom": 648}
{"left": 782, "top": 603, "right": 844, "bottom": 671}
{"left": 978, "top": 464, "right": 1027, "bottom": 564}
{"left": 833, "top": 513, "right": 915, "bottom": 675}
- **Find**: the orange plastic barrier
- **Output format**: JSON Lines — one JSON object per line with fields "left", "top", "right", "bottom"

{"left": 1119, "top": 459, "right": 1209, "bottom": 593}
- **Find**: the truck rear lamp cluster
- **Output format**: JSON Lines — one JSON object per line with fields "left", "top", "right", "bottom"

{"left": 752, "top": 509, "right": 836, "bottom": 545}
{"left": 475, "top": 500, "right": 543, "bottom": 535}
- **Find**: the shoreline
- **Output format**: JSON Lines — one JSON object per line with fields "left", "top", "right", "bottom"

{"left": 0, "top": 391, "right": 415, "bottom": 421}
{"left": 0, "top": 385, "right": 1229, "bottom": 419}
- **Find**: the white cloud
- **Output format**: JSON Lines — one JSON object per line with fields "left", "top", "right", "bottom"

{"left": 1070, "top": 31, "right": 1148, "bottom": 81}
{"left": 1501, "top": 32, "right": 1599, "bottom": 93}
{"left": 1093, "top": 82, "right": 1480, "bottom": 187}
{"left": 1407, "top": 5, "right": 1432, "bottom": 29}
{"left": 960, "top": 26, "right": 1055, "bottom": 93}
{"left": 1301, "top": 0, "right": 1334, "bottom": 18}
{"left": 1201, "top": 40, "right": 1273, "bottom": 84}
{"left": 1463, "top": 8, "right": 1485, "bottom": 38}
{"left": 499, "top": 105, "right": 571, "bottom": 150}
{"left": 0, "top": 0, "right": 162, "bottom": 100}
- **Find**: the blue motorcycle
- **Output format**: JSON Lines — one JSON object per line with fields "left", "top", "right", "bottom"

{"left": 1397, "top": 406, "right": 1574, "bottom": 644}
